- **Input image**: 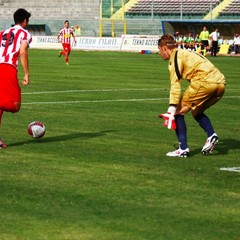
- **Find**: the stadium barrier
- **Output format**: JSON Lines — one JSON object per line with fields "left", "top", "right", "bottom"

{"left": 30, "top": 35, "right": 160, "bottom": 52}
{"left": 30, "top": 35, "right": 234, "bottom": 54}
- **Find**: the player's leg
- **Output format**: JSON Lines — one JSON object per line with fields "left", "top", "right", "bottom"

{"left": 0, "top": 100, "right": 20, "bottom": 112}
{"left": 65, "top": 44, "right": 71, "bottom": 64}
{"left": 64, "top": 51, "right": 69, "bottom": 64}
{"left": 0, "top": 65, "right": 21, "bottom": 113}
{"left": 0, "top": 65, "right": 21, "bottom": 148}
{"left": 191, "top": 83, "right": 225, "bottom": 154}
{"left": 166, "top": 104, "right": 190, "bottom": 157}
{"left": 59, "top": 43, "right": 65, "bottom": 57}
{"left": 0, "top": 110, "right": 3, "bottom": 126}
{"left": 0, "top": 110, "right": 8, "bottom": 148}
{"left": 213, "top": 41, "right": 218, "bottom": 56}
{"left": 215, "top": 41, "right": 218, "bottom": 56}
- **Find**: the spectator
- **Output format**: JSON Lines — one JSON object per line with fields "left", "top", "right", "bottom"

{"left": 176, "top": 33, "right": 186, "bottom": 49}
{"left": 227, "top": 38, "right": 234, "bottom": 54}
{"left": 194, "top": 33, "right": 201, "bottom": 52}
{"left": 233, "top": 33, "right": 240, "bottom": 54}
{"left": 74, "top": 25, "right": 81, "bottom": 36}
{"left": 185, "top": 32, "right": 195, "bottom": 51}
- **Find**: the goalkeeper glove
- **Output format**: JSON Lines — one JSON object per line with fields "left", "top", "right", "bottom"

{"left": 159, "top": 106, "right": 177, "bottom": 130}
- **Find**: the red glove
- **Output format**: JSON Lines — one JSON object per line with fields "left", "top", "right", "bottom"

{"left": 159, "top": 106, "right": 177, "bottom": 130}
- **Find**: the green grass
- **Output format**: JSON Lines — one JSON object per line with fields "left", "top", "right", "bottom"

{"left": 0, "top": 50, "right": 239, "bottom": 240}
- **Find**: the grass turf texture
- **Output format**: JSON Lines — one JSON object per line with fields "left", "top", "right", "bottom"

{"left": 0, "top": 50, "right": 239, "bottom": 240}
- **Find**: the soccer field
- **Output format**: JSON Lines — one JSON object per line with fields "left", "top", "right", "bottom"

{"left": 0, "top": 49, "right": 239, "bottom": 240}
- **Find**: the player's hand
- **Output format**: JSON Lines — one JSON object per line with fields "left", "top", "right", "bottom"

{"left": 22, "top": 79, "right": 29, "bottom": 86}
{"left": 159, "top": 106, "right": 177, "bottom": 130}
{"left": 22, "top": 75, "right": 30, "bottom": 86}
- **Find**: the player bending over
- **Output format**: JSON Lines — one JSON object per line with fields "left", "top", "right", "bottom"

{"left": 158, "top": 34, "right": 226, "bottom": 157}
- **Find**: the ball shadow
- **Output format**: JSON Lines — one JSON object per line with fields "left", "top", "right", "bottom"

{"left": 9, "top": 130, "right": 116, "bottom": 147}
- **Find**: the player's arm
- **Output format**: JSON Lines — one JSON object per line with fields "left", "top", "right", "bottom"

{"left": 169, "top": 51, "right": 183, "bottom": 105}
{"left": 71, "top": 31, "right": 76, "bottom": 42}
{"left": 19, "top": 40, "right": 30, "bottom": 86}
{"left": 57, "top": 31, "right": 62, "bottom": 42}
{"left": 159, "top": 51, "right": 182, "bottom": 130}
{"left": 159, "top": 81, "right": 180, "bottom": 130}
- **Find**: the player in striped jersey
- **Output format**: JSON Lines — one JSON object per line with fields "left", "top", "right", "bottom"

{"left": 57, "top": 20, "right": 76, "bottom": 65}
{"left": 0, "top": 8, "right": 32, "bottom": 148}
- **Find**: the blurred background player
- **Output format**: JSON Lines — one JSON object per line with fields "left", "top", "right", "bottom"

{"left": 0, "top": 8, "right": 32, "bottom": 148}
{"left": 199, "top": 26, "right": 210, "bottom": 56}
{"left": 57, "top": 20, "right": 76, "bottom": 65}
{"left": 157, "top": 34, "right": 226, "bottom": 157}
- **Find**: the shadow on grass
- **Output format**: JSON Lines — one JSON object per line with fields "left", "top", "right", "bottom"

{"left": 9, "top": 130, "right": 115, "bottom": 147}
{"left": 215, "top": 138, "right": 240, "bottom": 155}
{"left": 190, "top": 138, "right": 240, "bottom": 156}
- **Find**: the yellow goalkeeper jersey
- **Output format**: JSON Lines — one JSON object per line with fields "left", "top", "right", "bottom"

{"left": 168, "top": 48, "right": 226, "bottom": 105}
{"left": 199, "top": 30, "right": 210, "bottom": 41}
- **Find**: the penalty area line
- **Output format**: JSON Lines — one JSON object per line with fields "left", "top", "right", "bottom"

{"left": 22, "top": 98, "right": 168, "bottom": 105}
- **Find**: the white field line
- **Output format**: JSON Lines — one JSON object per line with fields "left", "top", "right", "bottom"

{"left": 22, "top": 88, "right": 239, "bottom": 95}
{"left": 22, "top": 88, "right": 164, "bottom": 95}
{"left": 21, "top": 88, "right": 240, "bottom": 105}
{"left": 22, "top": 98, "right": 168, "bottom": 105}
{"left": 220, "top": 167, "right": 240, "bottom": 173}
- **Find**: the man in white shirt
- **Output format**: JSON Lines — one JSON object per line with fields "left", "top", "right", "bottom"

{"left": 210, "top": 28, "right": 220, "bottom": 56}
{"left": 233, "top": 33, "right": 240, "bottom": 54}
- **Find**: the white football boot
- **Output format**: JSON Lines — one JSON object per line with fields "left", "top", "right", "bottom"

{"left": 166, "top": 148, "right": 190, "bottom": 158}
{"left": 201, "top": 133, "right": 218, "bottom": 155}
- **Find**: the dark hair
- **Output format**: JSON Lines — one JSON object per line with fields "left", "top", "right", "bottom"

{"left": 158, "top": 34, "right": 177, "bottom": 49}
{"left": 64, "top": 20, "right": 69, "bottom": 24}
{"left": 13, "top": 8, "right": 31, "bottom": 24}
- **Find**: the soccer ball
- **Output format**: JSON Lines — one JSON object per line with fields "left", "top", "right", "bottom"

{"left": 28, "top": 121, "right": 46, "bottom": 139}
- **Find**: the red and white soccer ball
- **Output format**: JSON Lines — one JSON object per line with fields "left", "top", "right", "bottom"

{"left": 28, "top": 121, "right": 46, "bottom": 139}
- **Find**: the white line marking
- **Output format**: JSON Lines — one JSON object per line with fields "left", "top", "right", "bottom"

{"left": 21, "top": 88, "right": 239, "bottom": 105}
{"left": 22, "top": 98, "right": 168, "bottom": 105}
{"left": 22, "top": 88, "right": 240, "bottom": 95}
{"left": 22, "top": 95, "right": 240, "bottom": 105}
{"left": 22, "top": 88, "right": 165, "bottom": 95}
{"left": 225, "top": 96, "right": 240, "bottom": 98}
{"left": 220, "top": 167, "right": 240, "bottom": 173}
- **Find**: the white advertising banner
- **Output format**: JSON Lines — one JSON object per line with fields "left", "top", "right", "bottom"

{"left": 31, "top": 36, "right": 62, "bottom": 49}
{"left": 30, "top": 36, "right": 160, "bottom": 52}
{"left": 121, "top": 37, "right": 159, "bottom": 52}
{"left": 30, "top": 36, "right": 122, "bottom": 51}
{"left": 75, "top": 37, "right": 122, "bottom": 50}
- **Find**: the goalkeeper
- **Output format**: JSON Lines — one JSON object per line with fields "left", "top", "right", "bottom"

{"left": 158, "top": 34, "right": 226, "bottom": 157}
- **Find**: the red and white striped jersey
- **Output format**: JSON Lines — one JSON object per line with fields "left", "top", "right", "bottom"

{"left": 58, "top": 27, "right": 74, "bottom": 44}
{"left": 0, "top": 25, "right": 32, "bottom": 69}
